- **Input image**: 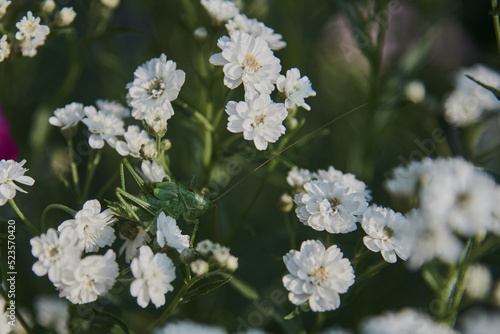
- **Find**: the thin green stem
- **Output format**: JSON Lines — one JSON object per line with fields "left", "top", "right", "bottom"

{"left": 8, "top": 199, "right": 38, "bottom": 235}
{"left": 203, "top": 101, "right": 214, "bottom": 175}
{"left": 492, "top": 0, "right": 500, "bottom": 54}
{"left": 41, "top": 204, "right": 77, "bottom": 231}
{"left": 81, "top": 149, "right": 102, "bottom": 203}
{"left": 67, "top": 137, "right": 81, "bottom": 202}
{"left": 310, "top": 312, "right": 326, "bottom": 334}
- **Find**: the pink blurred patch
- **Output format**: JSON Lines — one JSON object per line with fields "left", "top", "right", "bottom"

{"left": 0, "top": 105, "right": 18, "bottom": 160}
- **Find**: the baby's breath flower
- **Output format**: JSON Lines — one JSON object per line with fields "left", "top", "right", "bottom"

{"left": 226, "top": 14, "right": 286, "bottom": 50}
{"left": 34, "top": 296, "right": 69, "bottom": 334}
{"left": 15, "top": 11, "right": 50, "bottom": 57}
{"left": 278, "top": 192, "right": 294, "bottom": 212}
{"left": 49, "top": 102, "right": 85, "bottom": 130}
{"left": 96, "top": 99, "right": 130, "bottom": 118}
{"left": 276, "top": 68, "right": 316, "bottom": 111}
{"left": 115, "top": 125, "right": 154, "bottom": 158}
{"left": 0, "top": 0, "right": 11, "bottom": 19}
{"left": 465, "top": 264, "right": 492, "bottom": 300}
{"left": 225, "top": 92, "right": 287, "bottom": 150}
{"left": 225, "top": 255, "right": 238, "bottom": 272}
{"left": 313, "top": 165, "right": 371, "bottom": 200}
{"left": 0, "top": 159, "right": 35, "bottom": 206}
{"left": 156, "top": 212, "right": 190, "bottom": 253}
{"left": 59, "top": 250, "right": 119, "bottom": 304}
{"left": 287, "top": 167, "right": 312, "bottom": 191}
{"left": 82, "top": 106, "right": 125, "bottom": 149}
{"left": 195, "top": 239, "right": 215, "bottom": 256}
{"left": 145, "top": 107, "right": 169, "bottom": 136}
{"left": 0, "top": 35, "right": 10, "bottom": 62}
{"left": 55, "top": 7, "right": 76, "bottom": 27}
{"left": 210, "top": 30, "right": 281, "bottom": 94}
{"left": 190, "top": 259, "right": 209, "bottom": 275}
{"left": 40, "top": 0, "right": 56, "bottom": 14}
{"left": 283, "top": 240, "right": 355, "bottom": 312}
{"left": 212, "top": 244, "right": 231, "bottom": 265}
{"left": 460, "top": 310, "right": 500, "bottom": 334}
{"left": 141, "top": 160, "right": 168, "bottom": 183}
{"left": 130, "top": 245, "right": 175, "bottom": 308}
{"left": 405, "top": 80, "right": 425, "bottom": 103}
{"left": 140, "top": 142, "right": 158, "bottom": 160}
{"left": 201, "top": 0, "right": 239, "bottom": 24}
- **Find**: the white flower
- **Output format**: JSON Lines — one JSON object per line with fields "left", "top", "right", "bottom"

{"left": 59, "top": 250, "right": 119, "bottom": 304}
{"left": 405, "top": 80, "right": 426, "bottom": 103}
{"left": 156, "top": 212, "right": 190, "bottom": 252}
{"left": 96, "top": 99, "right": 130, "bottom": 118}
{"left": 201, "top": 0, "right": 239, "bottom": 24}
{"left": 0, "top": 159, "right": 35, "bottom": 206}
{"left": 127, "top": 53, "right": 185, "bottom": 120}
{"left": 15, "top": 11, "right": 50, "bottom": 57}
{"left": 0, "top": 35, "right": 10, "bottom": 62}
{"left": 320, "top": 328, "right": 353, "bottom": 334}
{"left": 34, "top": 296, "right": 69, "bottom": 334}
{"left": 48, "top": 102, "right": 85, "bottom": 129}
{"left": 444, "top": 64, "right": 500, "bottom": 127}
{"left": 295, "top": 180, "right": 368, "bottom": 234}
{"left": 101, "top": 0, "right": 120, "bottom": 9}
{"left": 287, "top": 166, "right": 312, "bottom": 190}
{"left": 119, "top": 229, "right": 152, "bottom": 263}
{"left": 154, "top": 321, "right": 227, "bottom": 334}
{"left": 130, "top": 246, "right": 175, "bottom": 308}
{"left": 141, "top": 142, "right": 158, "bottom": 160}
{"left": 56, "top": 7, "right": 76, "bottom": 27}
{"left": 190, "top": 259, "right": 209, "bottom": 276}
{"left": 144, "top": 106, "right": 169, "bottom": 136}
{"left": 225, "top": 92, "right": 287, "bottom": 150}
{"left": 226, "top": 14, "right": 286, "bottom": 50}
{"left": 225, "top": 255, "right": 238, "bottom": 272}
{"left": 384, "top": 159, "right": 430, "bottom": 196}
{"left": 212, "top": 243, "right": 231, "bottom": 264}
{"left": 82, "top": 106, "right": 125, "bottom": 149}
{"left": 0, "top": 0, "right": 11, "bottom": 19}
{"left": 141, "top": 160, "right": 168, "bottom": 183}
{"left": 0, "top": 298, "right": 10, "bottom": 334}
{"left": 209, "top": 30, "right": 281, "bottom": 94}
{"left": 460, "top": 310, "right": 500, "bottom": 334}
{"left": 465, "top": 264, "right": 492, "bottom": 300}
{"left": 58, "top": 199, "right": 117, "bottom": 253}
{"left": 361, "top": 206, "right": 411, "bottom": 263}
{"left": 313, "top": 166, "right": 371, "bottom": 200}
{"left": 40, "top": 0, "right": 56, "bottom": 14}
{"left": 195, "top": 239, "right": 215, "bottom": 256}
{"left": 115, "top": 125, "right": 154, "bottom": 158}
{"left": 361, "top": 308, "right": 458, "bottom": 334}
{"left": 283, "top": 240, "right": 355, "bottom": 312}
{"left": 276, "top": 68, "right": 316, "bottom": 110}
{"left": 30, "top": 228, "right": 81, "bottom": 283}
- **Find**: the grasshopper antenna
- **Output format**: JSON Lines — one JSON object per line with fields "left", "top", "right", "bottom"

{"left": 214, "top": 103, "right": 368, "bottom": 202}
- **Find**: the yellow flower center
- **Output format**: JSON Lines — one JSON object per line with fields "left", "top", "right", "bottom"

{"left": 242, "top": 55, "right": 261, "bottom": 72}
{"left": 309, "top": 265, "right": 328, "bottom": 282}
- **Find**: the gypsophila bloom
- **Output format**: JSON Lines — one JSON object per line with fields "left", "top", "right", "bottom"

{"left": 190, "top": 259, "right": 209, "bottom": 276}
{"left": 96, "top": 99, "right": 130, "bottom": 118}
{"left": 201, "top": 0, "right": 239, "bottom": 24}
{"left": 58, "top": 199, "right": 117, "bottom": 253}
{"left": 55, "top": 7, "right": 76, "bottom": 27}
{"left": 361, "top": 308, "right": 458, "bottom": 334}
{"left": 48, "top": 102, "right": 85, "bottom": 130}
{"left": 0, "top": 35, "right": 10, "bottom": 62}
{"left": 144, "top": 106, "right": 169, "bottom": 136}
{"left": 276, "top": 68, "right": 316, "bottom": 110}
{"left": 115, "top": 125, "right": 154, "bottom": 158}
{"left": 295, "top": 180, "right": 368, "bottom": 234}
{"left": 444, "top": 64, "right": 500, "bottom": 127}
{"left": 130, "top": 246, "right": 175, "bottom": 308}
{"left": 0, "top": 298, "right": 9, "bottom": 334}
{"left": 141, "top": 142, "right": 158, "bottom": 160}
{"left": 30, "top": 228, "right": 81, "bottom": 284}
{"left": 287, "top": 166, "right": 312, "bottom": 191}
{"left": 40, "top": 0, "right": 56, "bottom": 13}
{"left": 361, "top": 206, "right": 411, "bottom": 263}
{"left": 210, "top": 30, "right": 281, "bottom": 94}
{"left": 141, "top": 160, "right": 168, "bottom": 183}
{"left": 15, "top": 11, "right": 50, "bottom": 57}
{"left": 119, "top": 229, "right": 152, "bottom": 263}
{"left": 101, "top": 0, "right": 120, "bottom": 9}
{"left": 405, "top": 80, "right": 426, "bottom": 103}
{"left": 460, "top": 310, "right": 500, "bottom": 334}
{"left": 226, "top": 92, "right": 287, "bottom": 150}
{"left": 195, "top": 239, "right": 215, "bottom": 256}
{"left": 34, "top": 296, "right": 69, "bottom": 334}
{"left": 154, "top": 321, "right": 227, "bottom": 334}
{"left": 0, "top": 159, "right": 35, "bottom": 206}
{"left": 127, "top": 54, "right": 185, "bottom": 120}
{"left": 226, "top": 14, "right": 286, "bottom": 50}
{"left": 465, "top": 264, "right": 492, "bottom": 300}
{"left": 82, "top": 105, "right": 125, "bottom": 149}
{"left": 156, "top": 212, "right": 190, "bottom": 253}
{"left": 59, "top": 250, "right": 118, "bottom": 304}
{"left": 283, "top": 240, "right": 355, "bottom": 312}
{"left": 313, "top": 165, "right": 371, "bottom": 200}
{"left": 212, "top": 243, "right": 231, "bottom": 264}
{"left": 0, "top": 0, "right": 11, "bottom": 19}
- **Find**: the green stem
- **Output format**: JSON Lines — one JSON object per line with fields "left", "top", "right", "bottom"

{"left": 310, "top": 312, "right": 326, "bottom": 334}
{"left": 67, "top": 137, "right": 81, "bottom": 201}
{"left": 203, "top": 101, "right": 214, "bottom": 175}
{"left": 492, "top": 0, "right": 500, "bottom": 54}
{"left": 41, "top": 204, "right": 77, "bottom": 231}
{"left": 283, "top": 212, "right": 296, "bottom": 249}
{"left": 81, "top": 149, "right": 103, "bottom": 203}
{"left": 8, "top": 199, "right": 38, "bottom": 235}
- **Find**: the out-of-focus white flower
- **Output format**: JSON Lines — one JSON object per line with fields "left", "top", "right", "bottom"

{"left": 0, "top": 298, "right": 10, "bottom": 334}
{"left": 82, "top": 106, "right": 125, "bottom": 149}
{"left": 156, "top": 212, "right": 190, "bottom": 253}
{"left": 119, "top": 229, "right": 152, "bottom": 263}
{"left": 0, "top": 0, "right": 11, "bottom": 19}
{"left": 55, "top": 7, "right": 76, "bottom": 27}
{"left": 15, "top": 11, "right": 50, "bottom": 57}
{"left": 225, "top": 255, "right": 238, "bottom": 272}
{"left": 295, "top": 180, "right": 368, "bottom": 234}
{"left": 130, "top": 246, "right": 175, "bottom": 308}
{"left": 201, "top": 0, "right": 239, "bottom": 24}
{"left": 287, "top": 167, "right": 312, "bottom": 190}
{"left": 361, "top": 206, "right": 411, "bottom": 263}
{"left": 101, "top": 0, "right": 120, "bottom": 9}
{"left": 465, "top": 264, "right": 492, "bottom": 300}
{"left": 34, "top": 296, "right": 69, "bottom": 334}
{"left": 96, "top": 99, "right": 130, "bottom": 118}
{"left": 225, "top": 92, "right": 287, "bottom": 150}
{"left": 444, "top": 64, "right": 500, "bottom": 127}
{"left": 115, "top": 125, "right": 154, "bottom": 158}
{"left": 195, "top": 239, "right": 215, "bottom": 256}
{"left": 493, "top": 281, "right": 500, "bottom": 306}
{"left": 144, "top": 107, "right": 170, "bottom": 136}
{"left": 320, "top": 328, "right": 354, "bottom": 334}
{"left": 0, "top": 35, "right": 10, "bottom": 62}
{"left": 30, "top": 228, "right": 81, "bottom": 284}
{"left": 313, "top": 165, "right": 371, "bottom": 200}
{"left": 59, "top": 250, "right": 119, "bottom": 304}
{"left": 0, "top": 159, "right": 35, "bottom": 206}
{"left": 276, "top": 68, "right": 316, "bottom": 110}
{"left": 226, "top": 14, "right": 286, "bottom": 50}
{"left": 154, "top": 321, "right": 227, "bottom": 334}
{"left": 40, "top": 0, "right": 56, "bottom": 14}
{"left": 361, "top": 308, "right": 458, "bottom": 334}
{"left": 283, "top": 240, "right": 355, "bottom": 312}
{"left": 58, "top": 199, "right": 117, "bottom": 253}
{"left": 405, "top": 80, "right": 426, "bottom": 103}
{"left": 190, "top": 259, "right": 209, "bottom": 276}
{"left": 141, "top": 160, "right": 168, "bottom": 183}
{"left": 210, "top": 31, "right": 281, "bottom": 94}
{"left": 459, "top": 310, "right": 500, "bottom": 334}
{"left": 212, "top": 243, "right": 231, "bottom": 264}
{"left": 127, "top": 54, "right": 185, "bottom": 121}
{"left": 49, "top": 102, "right": 85, "bottom": 130}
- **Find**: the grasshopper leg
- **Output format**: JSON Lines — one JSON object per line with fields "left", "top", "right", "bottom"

{"left": 121, "top": 158, "right": 149, "bottom": 192}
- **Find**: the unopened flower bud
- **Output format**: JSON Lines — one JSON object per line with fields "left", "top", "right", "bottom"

{"left": 194, "top": 27, "right": 208, "bottom": 43}
{"left": 285, "top": 116, "right": 298, "bottom": 131}
{"left": 180, "top": 248, "right": 196, "bottom": 263}
{"left": 465, "top": 263, "right": 492, "bottom": 300}
{"left": 162, "top": 139, "right": 172, "bottom": 151}
{"left": 278, "top": 193, "right": 294, "bottom": 212}
{"left": 101, "top": 0, "right": 120, "bottom": 9}
{"left": 190, "top": 259, "right": 209, "bottom": 276}
{"left": 141, "top": 142, "right": 158, "bottom": 160}
{"left": 41, "top": 0, "right": 56, "bottom": 14}
{"left": 405, "top": 80, "right": 425, "bottom": 103}
{"left": 224, "top": 255, "right": 238, "bottom": 272}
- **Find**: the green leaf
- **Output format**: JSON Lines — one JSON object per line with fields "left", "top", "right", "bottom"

{"left": 181, "top": 276, "right": 232, "bottom": 304}
{"left": 466, "top": 74, "right": 500, "bottom": 101}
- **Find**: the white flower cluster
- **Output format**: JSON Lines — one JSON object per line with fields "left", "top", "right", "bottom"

{"left": 15, "top": 11, "right": 50, "bottom": 57}
{"left": 385, "top": 157, "right": 500, "bottom": 269}
{"left": 206, "top": 2, "right": 316, "bottom": 150}
{"left": 193, "top": 239, "right": 239, "bottom": 274}
{"left": 444, "top": 64, "right": 500, "bottom": 127}
{"left": 0, "top": 159, "right": 35, "bottom": 206}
